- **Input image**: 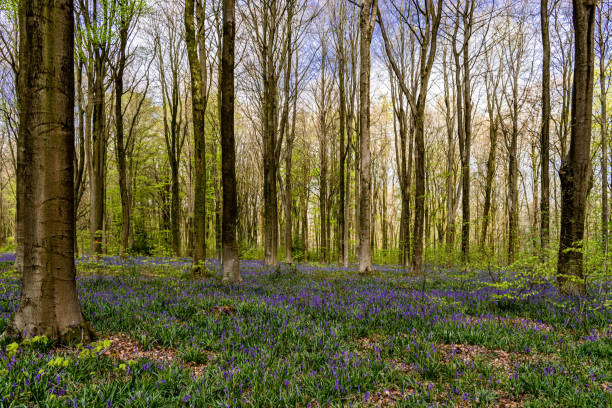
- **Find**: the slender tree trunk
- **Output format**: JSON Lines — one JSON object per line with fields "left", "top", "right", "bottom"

{"left": 221, "top": 0, "right": 240, "bottom": 283}
{"left": 338, "top": 24, "right": 347, "bottom": 266}
{"left": 481, "top": 120, "right": 497, "bottom": 249}
{"left": 284, "top": 134, "right": 294, "bottom": 264}
{"left": 10, "top": 0, "right": 93, "bottom": 342}
{"left": 461, "top": 39, "right": 472, "bottom": 263}
{"left": 319, "top": 43, "right": 328, "bottom": 264}
{"left": 382, "top": 168, "right": 388, "bottom": 250}
{"left": 115, "top": 13, "right": 130, "bottom": 258}
{"left": 541, "top": 0, "right": 551, "bottom": 256}
{"left": 212, "top": 142, "right": 221, "bottom": 258}
{"left": 598, "top": 5, "right": 609, "bottom": 250}
{"left": 508, "top": 123, "right": 519, "bottom": 264}
{"left": 90, "top": 70, "right": 105, "bottom": 256}
{"left": 412, "top": 113, "right": 426, "bottom": 274}
{"left": 301, "top": 189, "right": 308, "bottom": 256}
{"left": 557, "top": 0, "right": 596, "bottom": 296}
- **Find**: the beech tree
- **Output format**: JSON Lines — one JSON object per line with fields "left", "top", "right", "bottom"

{"left": 596, "top": 1, "right": 611, "bottom": 251}
{"left": 541, "top": 0, "right": 551, "bottom": 255}
{"left": 9, "top": 0, "right": 93, "bottom": 341}
{"left": 557, "top": 0, "right": 596, "bottom": 295}
{"left": 221, "top": 0, "right": 241, "bottom": 283}
{"left": 185, "top": 0, "right": 208, "bottom": 274}
{"left": 358, "top": 0, "right": 377, "bottom": 274}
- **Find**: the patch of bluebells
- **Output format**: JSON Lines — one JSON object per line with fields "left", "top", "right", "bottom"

{"left": 0, "top": 254, "right": 610, "bottom": 406}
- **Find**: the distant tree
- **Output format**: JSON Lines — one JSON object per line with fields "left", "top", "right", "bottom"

{"left": 154, "top": 6, "right": 187, "bottom": 257}
{"left": 114, "top": 0, "right": 147, "bottom": 258}
{"left": 76, "top": 0, "right": 116, "bottom": 255}
{"left": 379, "top": 0, "right": 443, "bottom": 274}
{"left": 9, "top": 0, "right": 93, "bottom": 342}
{"left": 241, "top": 0, "right": 295, "bottom": 267}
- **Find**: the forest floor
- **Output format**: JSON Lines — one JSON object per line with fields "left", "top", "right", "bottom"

{"left": 0, "top": 254, "right": 611, "bottom": 407}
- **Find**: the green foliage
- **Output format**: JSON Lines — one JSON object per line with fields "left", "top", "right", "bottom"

{"left": 0, "top": 0, "right": 18, "bottom": 18}
{"left": 239, "top": 246, "right": 264, "bottom": 260}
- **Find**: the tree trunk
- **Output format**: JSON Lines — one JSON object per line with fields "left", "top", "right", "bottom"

{"left": 171, "top": 161, "right": 181, "bottom": 257}
{"left": 508, "top": 123, "right": 519, "bottom": 264}
{"left": 221, "top": 0, "right": 241, "bottom": 284}
{"left": 412, "top": 113, "right": 425, "bottom": 275}
{"left": 262, "top": 17, "right": 280, "bottom": 267}
{"left": 460, "top": 36, "right": 472, "bottom": 264}
{"left": 481, "top": 118, "right": 497, "bottom": 250}
{"left": 382, "top": 168, "right": 388, "bottom": 250}
{"left": 358, "top": 0, "right": 377, "bottom": 274}
{"left": 598, "top": 4, "right": 609, "bottom": 251}
{"left": 186, "top": 0, "right": 206, "bottom": 272}
{"left": 89, "top": 69, "right": 105, "bottom": 256}
{"left": 284, "top": 135, "right": 294, "bottom": 264}
{"left": 540, "top": 0, "right": 551, "bottom": 256}
{"left": 557, "top": 0, "right": 596, "bottom": 296}
{"left": 115, "top": 12, "right": 130, "bottom": 258}
{"left": 10, "top": 0, "right": 93, "bottom": 342}
{"left": 319, "top": 43, "right": 328, "bottom": 264}
{"left": 338, "top": 21, "right": 347, "bottom": 266}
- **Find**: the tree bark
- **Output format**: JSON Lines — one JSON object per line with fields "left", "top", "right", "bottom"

{"left": 10, "top": 0, "right": 93, "bottom": 342}
{"left": 557, "top": 0, "right": 596, "bottom": 296}
{"left": 358, "top": 0, "right": 377, "bottom": 274}
{"left": 185, "top": 0, "right": 207, "bottom": 274}
{"left": 337, "top": 16, "right": 347, "bottom": 266}
{"left": 89, "top": 63, "right": 106, "bottom": 256}
{"left": 319, "top": 40, "right": 328, "bottom": 264}
{"left": 221, "top": 0, "right": 240, "bottom": 284}
{"left": 540, "top": 0, "right": 551, "bottom": 256}
{"left": 597, "top": 3, "right": 609, "bottom": 251}
{"left": 115, "top": 7, "right": 130, "bottom": 258}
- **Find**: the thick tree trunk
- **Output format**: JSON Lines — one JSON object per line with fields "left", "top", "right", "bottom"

{"left": 186, "top": 0, "right": 206, "bottom": 272}
{"left": 358, "top": 0, "right": 376, "bottom": 274}
{"left": 221, "top": 0, "right": 241, "bottom": 284}
{"left": 10, "top": 0, "right": 93, "bottom": 342}
{"left": 557, "top": 0, "right": 596, "bottom": 296}
{"left": 540, "top": 0, "right": 551, "bottom": 255}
